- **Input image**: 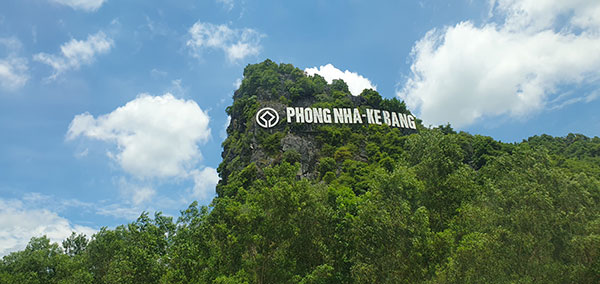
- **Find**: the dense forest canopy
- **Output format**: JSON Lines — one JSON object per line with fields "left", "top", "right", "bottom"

{"left": 2, "top": 60, "right": 600, "bottom": 283}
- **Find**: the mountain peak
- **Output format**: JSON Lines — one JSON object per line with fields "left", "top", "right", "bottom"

{"left": 218, "top": 60, "right": 419, "bottom": 193}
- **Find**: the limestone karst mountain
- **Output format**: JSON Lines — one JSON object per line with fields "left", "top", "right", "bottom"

{"left": 219, "top": 59, "right": 418, "bottom": 187}
{"left": 2, "top": 60, "right": 599, "bottom": 284}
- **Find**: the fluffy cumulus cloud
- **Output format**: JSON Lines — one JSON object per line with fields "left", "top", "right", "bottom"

{"left": 34, "top": 31, "right": 113, "bottom": 78}
{"left": 0, "top": 198, "right": 96, "bottom": 257}
{"left": 493, "top": 0, "right": 600, "bottom": 32}
{"left": 0, "top": 37, "right": 29, "bottom": 91}
{"left": 398, "top": 0, "right": 600, "bottom": 128}
{"left": 67, "top": 93, "right": 219, "bottom": 203}
{"left": 190, "top": 167, "right": 220, "bottom": 200}
{"left": 305, "top": 64, "right": 376, "bottom": 96}
{"left": 67, "top": 93, "right": 211, "bottom": 179}
{"left": 187, "top": 22, "right": 263, "bottom": 62}
{"left": 50, "top": 0, "right": 106, "bottom": 12}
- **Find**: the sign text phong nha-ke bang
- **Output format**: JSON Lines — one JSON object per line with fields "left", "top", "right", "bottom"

{"left": 285, "top": 107, "right": 416, "bottom": 129}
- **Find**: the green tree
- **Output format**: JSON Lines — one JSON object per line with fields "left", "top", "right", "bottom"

{"left": 351, "top": 167, "right": 432, "bottom": 283}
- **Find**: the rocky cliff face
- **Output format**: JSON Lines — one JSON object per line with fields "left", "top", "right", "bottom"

{"left": 217, "top": 60, "right": 418, "bottom": 194}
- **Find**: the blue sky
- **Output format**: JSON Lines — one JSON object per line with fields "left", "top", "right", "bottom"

{"left": 1, "top": 0, "right": 599, "bottom": 255}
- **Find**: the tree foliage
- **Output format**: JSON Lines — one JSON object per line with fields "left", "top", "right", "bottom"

{"left": 3, "top": 60, "right": 600, "bottom": 283}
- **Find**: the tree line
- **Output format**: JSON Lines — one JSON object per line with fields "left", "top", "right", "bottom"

{"left": 2, "top": 60, "right": 599, "bottom": 283}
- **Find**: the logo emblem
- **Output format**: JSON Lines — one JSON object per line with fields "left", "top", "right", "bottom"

{"left": 256, "top": 107, "right": 279, "bottom": 128}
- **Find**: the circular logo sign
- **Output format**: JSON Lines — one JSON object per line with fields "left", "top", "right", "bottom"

{"left": 256, "top": 107, "right": 280, "bottom": 128}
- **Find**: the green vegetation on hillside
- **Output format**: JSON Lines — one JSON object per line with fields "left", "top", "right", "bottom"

{"left": 2, "top": 61, "right": 599, "bottom": 283}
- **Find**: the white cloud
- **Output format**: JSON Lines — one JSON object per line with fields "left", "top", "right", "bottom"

{"left": 150, "top": 68, "right": 167, "bottom": 78}
{"left": 400, "top": 24, "right": 600, "bottom": 127}
{"left": 131, "top": 187, "right": 155, "bottom": 205}
{"left": 220, "top": 115, "right": 231, "bottom": 139}
{"left": 75, "top": 148, "right": 89, "bottom": 158}
{"left": 187, "top": 22, "right": 263, "bottom": 62}
{"left": 67, "top": 94, "right": 218, "bottom": 210}
{"left": 0, "top": 37, "right": 29, "bottom": 91}
{"left": 20, "top": 192, "right": 93, "bottom": 213}
{"left": 144, "top": 15, "right": 171, "bottom": 37}
{"left": 0, "top": 198, "right": 96, "bottom": 257}
{"left": 67, "top": 93, "right": 211, "bottom": 179}
{"left": 50, "top": 0, "right": 106, "bottom": 12}
{"left": 491, "top": 0, "right": 600, "bottom": 32}
{"left": 0, "top": 57, "right": 28, "bottom": 91}
{"left": 34, "top": 31, "right": 113, "bottom": 79}
{"left": 96, "top": 203, "right": 141, "bottom": 220}
{"left": 168, "top": 79, "right": 186, "bottom": 96}
{"left": 233, "top": 78, "right": 242, "bottom": 89}
{"left": 0, "top": 37, "right": 22, "bottom": 51}
{"left": 216, "top": 0, "right": 234, "bottom": 11}
{"left": 304, "top": 64, "right": 376, "bottom": 96}
{"left": 118, "top": 177, "right": 156, "bottom": 206}
{"left": 190, "top": 167, "right": 219, "bottom": 200}
{"left": 399, "top": 0, "right": 600, "bottom": 128}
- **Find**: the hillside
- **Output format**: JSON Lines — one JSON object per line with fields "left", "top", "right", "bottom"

{"left": 219, "top": 59, "right": 418, "bottom": 187}
{"left": 2, "top": 60, "right": 600, "bottom": 283}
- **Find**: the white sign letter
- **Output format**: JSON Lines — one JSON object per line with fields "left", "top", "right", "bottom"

{"left": 366, "top": 109, "right": 375, "bottom": 124}
{"left": 382, "top": 111, "right": 391, "bottom": 126}
{"left": 323, "top": 109, "right": 332, "bottom": 123}
{"left": 334, "top": 108, "right": 344, "bottom": 124}
{"left": 353, "top": 108, "right": 363, "bottom": 124}
{"left": 286, "top": 107, "right": 295, "bottom": 123}
{"left": 407, "top": 115, "right": 416, "bottom": 129}
{"left": 373, "top": 109, "right": 382, "bottom": 125}
{"left": 295, "top": 107, "right": 304, "bottom": 123}
{"left": 305, "top": 108, "right": 313, "bottom": 123}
